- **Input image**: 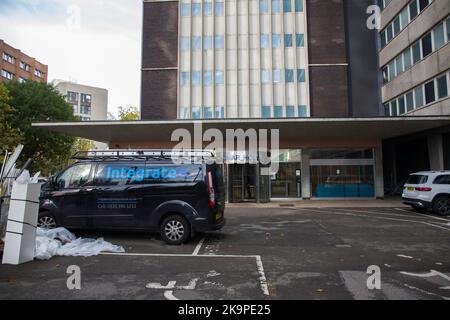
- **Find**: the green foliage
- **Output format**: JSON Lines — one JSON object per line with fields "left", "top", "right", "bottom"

{"left": 118, "top": 105, "right": 140, "bottom": 121}
{"left": 0, "top": 83, "right": 22, "bottom": 165}
{"left": 2, "top": 81, "right": 78, "bottom": 175}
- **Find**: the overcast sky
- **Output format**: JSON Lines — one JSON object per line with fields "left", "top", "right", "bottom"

{"left": 0, "top": 0, "right": 142, "bottom": 117}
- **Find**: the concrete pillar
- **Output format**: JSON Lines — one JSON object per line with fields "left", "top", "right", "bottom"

{"left": 374, "top": 146, "right": 385, "bottom": 199}
{"left": 427, "top": 134, "right": 444, "bottom": 171}
{"left": 301, "top": 149, "right": 311, "bottom": 199}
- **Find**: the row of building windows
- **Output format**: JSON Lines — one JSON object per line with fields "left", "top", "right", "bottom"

{"left": 2, "top": 53, "right": 42, "bottom": 76}
{"left": 67, "top": 91, "right": 92, "bottom": 105}
{"left": 378, "top": 0, "right": 393, "bottom": 11}
{"left": 181, "top": 33, "right": 305, "bottom": 51}
{"left": 380, "top": 0, "right": 433, "bottom": 49}
{"left": 1, "top": 69, "right": 14, "bottom": 80}
{"left": 180, "top": 68, "right": 306, "bottom": 86}
{"left": 384, "top": 71, "right": 449, "bottom": 116}
{"left": 181, "top": 0, "right": 304, "bottom": 17}
{"left": 383, "top": 16, "right": 450, "bottom": 84}
{"left": 179, "top": 104, "right": 308, "bottom": 119}
{"left": 73, "top": 105, "right": 92, "bottom": 115}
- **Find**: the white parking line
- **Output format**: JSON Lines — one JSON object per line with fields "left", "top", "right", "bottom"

{"left": 296, "top": 208, "right": 450, "bottom": 231}
{"left": 192, "top": 236, "right": 205, "bottom": 256}
{"left": 394, "top": 208, "right": 450, "bottom": 222}
{"left": 100, "top": 252, "right": 270, "bottom": 296}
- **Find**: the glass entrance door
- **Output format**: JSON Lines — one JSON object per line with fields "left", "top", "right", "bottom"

{"left": 229, "top": 164, "right": 257, "bottom": 202}
{"left": 270, "top": 163, "right": 302, "bottom": 198}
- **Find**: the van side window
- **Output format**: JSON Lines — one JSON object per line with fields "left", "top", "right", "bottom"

{"left": 56, "top": 164, "right": 92, "bottom": 189}
{"left": 94, "top": 163, "right": 147, "bottom": 186}
{"left": 433, "top": 175, "right": 450, "bottom": 185}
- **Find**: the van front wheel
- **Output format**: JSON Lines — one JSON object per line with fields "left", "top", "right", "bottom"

{"left": 160, "top": 215, "right": 190, "bottom": 245}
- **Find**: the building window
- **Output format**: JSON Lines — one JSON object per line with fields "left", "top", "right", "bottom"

{"left": 421, "top": 32, "right": 432, "bottom": 58}
{"left": 262, "top": 106, "right": 271, "bottom": 118}
{"left": 415, "top": 87, "right": 424, "bottom": 108}
{"left": 192, "top": 36, "right": 202, "bottom": 50}
{"left": 215, "top": 36, "right": 224, "bottom": 49}
{"left": 400, "top": 7, "right": 409, "bottom": 29}
{"left": 261, "top": 34, "right": 270, "bottom": 48}
{"left": 272, "top": 0, "right": 281, "bottom": 13}
{"left": 298, "top": 105, "right": 307, "bottom": 117}
{"left": 260, "top": 0, "right": 269, "bottom": 13}
{"left": 406, "top": 92, "right": 414, "bottom": 112}
{"left": 433, "top": 22, "right": 445, "bottom": 50}
{"left": 192, "top": 2, "right": 202, "bottom": 16}
{"left": 437, "top": 75, "right": 448, "bottom": 99}
{"left": 215, "top": 106, "right": 225, "bottom": 118}
{"left": 285, "top": 69, "right": 294, "bottom": 83}
{"left": 388, "top": 61, "right": 396, "bottom": 80}
{"left": 395, "top": 56, "right": 403, "bottom": 75}
{"left": 409, "top": 0, "right": 419, "bottom": 20}
{"left": 283, "top": 0, "right": 292, "bottom": 12}
{"left": 67, "top": 91, "right": 78, "bottom": 102}
{"left": 285, "top": 34, "right": 293, "bottom": 47}
{"left": 34, "top": 69, "right": 44, "bottom": 78}
{"left": 19, "top": 61, "right": 30, "bottom": 71}
{"left": 215, "top": 70, "right": 224, "bottom": 85}
{"left": 272, "top": 34, "right": 281, "bottom": 48}
{"left": 274, "top": 106, "right": 283, "bottom": 118}
{"left": 203, "top": 36, "right": 213, "bottom": 50}
{"left": 297, "top": 69, "right": 306, "bottom": 82}
{"left": 181, "top": 72, "right": 190, "bottom": 86}
{"left": 18, "top": 77, "right": 27, "bottom": 83}
{"left": 403, "top": 47, "right": 412, "bottom": 70}
{"left": 2, "top": 53, "right": 15, "bottom": 64}
{"left": 181, "top": 37, "right": 190, "bottom": 51}
{"left": 72, "top": 104, "right": 78, "bottom": 113}
{"left": 192, "top": 71, "right": 201, "bottom": 86}
{"left": 192, "top": 106, "right": 201, "bottom": 119}
{"left": 204, "top": 0, "right": 213, "bottom": 16}
{"left": 273, "top": 69, "right": 282, "bottom": 83}
{"left": 296, "top": 34, "right": 304, "bottom": 47}
{"left": 1, "top": 69, "right": 13, "bottom": 81}
{"left": 203, "top": 106, "right": 213, "bottom": 118}
{"left": 412, "top": 42, "right": 421, "bottom": 64}
{"left": 180, "top": 107, "right": 190, "bottom": 119}
{"left": 181, "top": 2, "right": 190, "bottom": 16}
{"left": 398, "top": 96, "right": 406, "bottom": 114}
{"left": 261, "top": 70, "right": 271, "bottom": 84}
{"left": 203, "top": 71, "right": 213, "bottom": 86}
{"left": 286, "top": 105, "right": 295, "bottom": 117}
{"left": 295, "top": 0, "right": 303, "bottom": 12}
{"left": 215, "top": 0, "right": 224, "bottom": 16}
{"left": 80, "top": 105, "right": 91, "bottom": 115}
{"left": 80, "top": 93, "right": 91, "bottom": 104}
{"left": 424, "top": 80, "right": 435, "bottom": 104}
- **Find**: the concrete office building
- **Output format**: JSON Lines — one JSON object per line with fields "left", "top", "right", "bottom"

{"left": 35, "top": 0, "right": 450, "bottom": 203}
{"left": 52, "top": 80, "right": 108, "bottom": 122}
{"left": 0, "top": 39, "right": 48, "bottom": 83}
{"left": 378, "top": 0, "right": 450, "bottom": 191}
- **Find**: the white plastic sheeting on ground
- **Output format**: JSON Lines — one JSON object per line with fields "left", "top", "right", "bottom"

{"left": 35, "top": 227, "right": 125, "bottom": 260}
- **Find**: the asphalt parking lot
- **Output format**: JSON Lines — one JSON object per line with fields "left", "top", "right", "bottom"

{"left": 1, "top": 206, "right": 450, "bottom": 300}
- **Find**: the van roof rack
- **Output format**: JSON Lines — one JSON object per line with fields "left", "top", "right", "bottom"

{"left": 72, "top": 149, "right": 215, "bottom": 161}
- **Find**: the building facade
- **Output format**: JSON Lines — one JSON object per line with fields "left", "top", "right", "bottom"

{"left": 53, "top": 80, "right": 108, "bottom": 122}
{"left": 0, "top": 39, "right": 48, "bottom": 83}
{"left": 378, "top": 0, "right": 450, "bottom": 192}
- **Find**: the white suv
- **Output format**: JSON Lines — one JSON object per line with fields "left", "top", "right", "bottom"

{"left": 402, "top": 171, "right": 450, "bottom": 216}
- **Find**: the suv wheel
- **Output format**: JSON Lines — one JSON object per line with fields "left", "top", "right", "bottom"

{"left": 160, "top": 215, "right": 190, "bottom": 245}
{"left": 433, "top": 196, "right": 450, "bottom": 216}
{"left": 37, "top": 212, "right": 58, "bottom": 229}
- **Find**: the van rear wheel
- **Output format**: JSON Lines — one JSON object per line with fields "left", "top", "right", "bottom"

{"left": 37, "top": 212, "right": 58, "bottom": 229}
{"left": 160, "top": 215, "right": 190, "bottom": 245}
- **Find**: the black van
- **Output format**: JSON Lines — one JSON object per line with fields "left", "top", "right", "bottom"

{"left": 38, "top": 150, "right": 226, "bottom": 245}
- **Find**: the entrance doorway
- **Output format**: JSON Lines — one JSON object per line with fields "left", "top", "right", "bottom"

{"left": 229, "top": 164, "right": 257, "bottom": 202}
{"left": 270, "top": 163, "right": 302, "bottom": 198}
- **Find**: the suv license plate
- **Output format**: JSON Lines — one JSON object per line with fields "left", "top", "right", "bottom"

{"left": 407, "top": 187, "right": 415, "bottom": 191}
{"left": 215, "top": 212, "right": 223, "bottom": 220}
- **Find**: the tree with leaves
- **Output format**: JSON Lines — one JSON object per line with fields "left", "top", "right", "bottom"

{"left": 118, "top": 105, "right": 140, "bottom": 121}
{"left": 2, "top": 81, "right": 78, "bottom": 176}
{"left": 0, "top": 83, "right": 22, "bottom": 165}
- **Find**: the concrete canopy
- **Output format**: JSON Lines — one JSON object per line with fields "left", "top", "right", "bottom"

{"left": 32, "top": 117, "right": 450, "bottom": 148}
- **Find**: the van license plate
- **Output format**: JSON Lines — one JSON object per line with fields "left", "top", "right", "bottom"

{"left": 215, "top": 212, "right": 222, "bottom": 220}
{"left": 407, "top": 187, "right": 415, "bottom": 191}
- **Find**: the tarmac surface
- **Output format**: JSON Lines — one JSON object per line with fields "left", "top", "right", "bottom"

{"left": 1, "top": 206, "right": 450, "bottom": 300}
